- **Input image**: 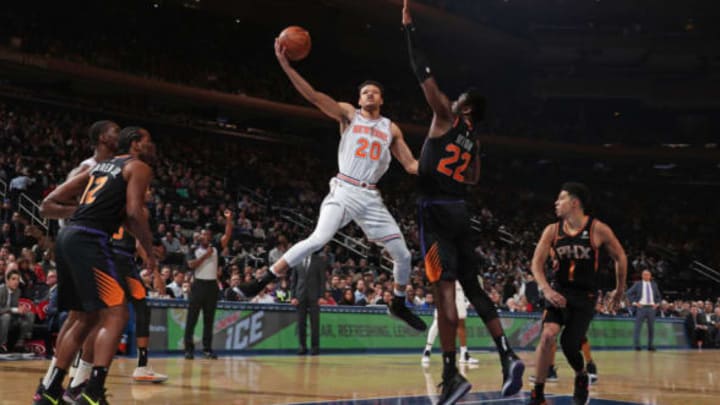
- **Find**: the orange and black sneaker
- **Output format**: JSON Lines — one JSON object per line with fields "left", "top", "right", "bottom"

{"left": 527, "top": 388, "right": 547, "bottom": 405}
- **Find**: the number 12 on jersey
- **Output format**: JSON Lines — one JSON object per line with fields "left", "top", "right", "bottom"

{"left": 436, "top": 144, "right": 471, "bottom": 182}
{"left": 79, "top": 175, "right": 108, "bottom": 205}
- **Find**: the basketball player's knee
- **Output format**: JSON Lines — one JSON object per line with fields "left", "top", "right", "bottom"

{"left": 307, "top": 230, "right": 333, "bottom": 251}
{"left": 560, "top": 331, "right": 581, "bottom": 354}
{"left": 442, "top": 309, "right": 459, "bottom": 327}
{"left": 459, "top": 279, "right": 496, "bottom": 322}
{"left": 385, "top": 239, "right": 410, "bottom": 264}
{"left": 540, "top": 330, "right": 558, "bottom": 348}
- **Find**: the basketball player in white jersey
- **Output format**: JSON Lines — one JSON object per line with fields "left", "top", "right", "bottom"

{"left": 36, "top": 120, "right": 120, "bottom": 401}
{"left": 239, "top": 39, "right": 426, "bottom": 331}
{"left": 422, "top": 281, "right": 479, "bottom": 365}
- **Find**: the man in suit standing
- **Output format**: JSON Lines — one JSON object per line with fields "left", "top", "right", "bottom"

{"left": 290, "top": 251, "right": 327, "bottom": 355}
{"left": 0, "top": 270, "right": 35, "bottom": 352}
{"left": 627, "top": 269, "right": 662, "bottom": 351}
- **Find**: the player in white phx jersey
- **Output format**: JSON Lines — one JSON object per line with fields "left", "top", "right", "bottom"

{"left": 238, "top": 37, "right": 427, "bottom": 331}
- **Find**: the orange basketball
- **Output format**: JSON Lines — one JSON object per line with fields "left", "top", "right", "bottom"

{"left": 278, "top": 26, "right": 311, "bottom": 61}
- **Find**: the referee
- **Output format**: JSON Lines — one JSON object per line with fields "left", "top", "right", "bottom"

{"left": 184, "top": 209, "right": 233, "bottom": 359}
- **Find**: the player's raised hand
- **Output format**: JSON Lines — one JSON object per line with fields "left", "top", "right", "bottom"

{"left": 274, "top": 37, "right": 289, "bottom": 65}
{"left": 402, "top": 0, "right": 413, "bottom": 25}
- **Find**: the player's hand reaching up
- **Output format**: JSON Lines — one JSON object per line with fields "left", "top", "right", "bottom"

{"left": 402, "top": 0, "right": 413, "bottom": 25}
{"left": 274, "top": 38, "right": 289, "bottom": 66}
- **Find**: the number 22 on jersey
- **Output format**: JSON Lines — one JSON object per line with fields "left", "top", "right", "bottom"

{"left": 436, "top": 144, "right": 471, "bottom": 182}
{"left": 79, "top": 175, "right": 108, "bottom": 205}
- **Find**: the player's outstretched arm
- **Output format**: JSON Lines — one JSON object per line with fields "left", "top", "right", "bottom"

{"left": 390, "top": 123, "right": 418, "bottom": 174}
{"left": 39, "top": 170, "right": 90, "bottom": 219}
{"left": 531, "top": 224, "right": 567, "bottom": 308}
{"left": 402, "top": 0, "right": 453, "bottom": 135}
{"left": 275, "top": 38, "right": 354, "bottom": 126}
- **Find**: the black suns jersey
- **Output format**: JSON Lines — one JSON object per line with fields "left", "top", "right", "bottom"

{"left": 551, "top": 217, "right": 599, "bottom": 292}
{"left": 418, "top": 118, "right": 479, "bottom": 199}
{"left": 70, "top": 156, "right": 133, "bottom": 235}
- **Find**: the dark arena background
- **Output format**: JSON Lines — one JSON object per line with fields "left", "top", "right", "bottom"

{"left": 0, "top": 1, "right": 719, "bottom": 404}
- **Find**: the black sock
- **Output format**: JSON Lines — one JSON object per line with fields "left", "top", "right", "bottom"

{"left": 534, "top": 383, "right": 545, "bottom": 397}
{"left": 45, "top": 367, "right": 67, "bottom": 397}
{"left": 493, "top": 334, "right": 512, "bottom": 358}
{"left": 442, "top": 351, "right": 457, "bottom": 380}
{"left": 86, "top": 367, "right": 109, "bottom": 398}
{"left": 138, "top": 347, "right": 148, "bottom": 367}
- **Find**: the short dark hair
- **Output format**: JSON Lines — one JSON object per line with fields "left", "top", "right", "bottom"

{"left": 462, "top": 87, "right": 486, "bottom": 122}
{"left": 117, "top": 126, "right": 144, "bottom": 154}
{"left": 88, "top": 120, "right": 116, "bottom": 144}
{"left": 6, "top": 269, "right": 20, "bottom": 281}
{"left": 358, "top": 80, "right": 384, "bottom": 96}
{"left": 561, "top": 182, "right": 591, "bottom": 211}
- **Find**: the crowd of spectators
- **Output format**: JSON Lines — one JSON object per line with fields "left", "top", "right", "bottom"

{"left": 1, "top": 95, "right": 719, "bottom": 354}
{"left": 2, "top": 1, "right": 717, "bottom": 146}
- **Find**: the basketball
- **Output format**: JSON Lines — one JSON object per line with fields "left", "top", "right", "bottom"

{"left": 278, "top": 26, "right": 311, "bottom": 61}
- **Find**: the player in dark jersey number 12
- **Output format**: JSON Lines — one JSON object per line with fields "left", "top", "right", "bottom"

{"left": 403, "top": 1, "right": 524, "bottom": 403}
{"left": 36, "top": 127, "right": 158, "bottom": 405}
{"left": 528, "top": 182, "right": 627, "bottom": 405}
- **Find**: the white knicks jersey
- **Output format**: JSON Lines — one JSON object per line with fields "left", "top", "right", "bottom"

{"left": 337, "top": 111, "right": 393, "bottom": 185}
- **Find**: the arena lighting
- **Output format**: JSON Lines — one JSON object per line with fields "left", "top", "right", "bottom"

{"left": 661, "top": 144, "right": 690, "bottom": 148}
{"left": 652, "top": 163, "right": 677, "bottom": 170}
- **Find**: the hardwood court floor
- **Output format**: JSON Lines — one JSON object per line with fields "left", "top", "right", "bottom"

{"left": 1, "top": 350, "right": 718, "bottom": 404}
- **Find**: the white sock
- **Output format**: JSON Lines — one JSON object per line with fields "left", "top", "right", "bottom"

{"left": 460, "top": 346, "right": 468, "bottom": 358}
{"left": 71, "top": 360, "right": 93, "bottom": 388}
{"left": 424, "top": 344, "right": 432, "bottom": 353}
{"left": 68, "top": 351, "right": 81, "bottom": 379}
{"left": 393, "top": 289, "right": 405, "bottom": 297}
{"left": 42, "top": 357, "right": 57, "bottom": 388}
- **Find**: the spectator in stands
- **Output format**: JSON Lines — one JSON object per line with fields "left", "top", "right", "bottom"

{"left": 162, "top": 231, "right": 182, "bottom": 254}
{"left": 524, "top": 272, "right": 540, "bottom": 310}
{"left": 166, "top": 270, "right": 184, "bottom": 298}
{"left": 685, "top": 305, "right": 709, "bottom": 348}
{"left": 354, "top": 279, "right": 368, "bottom": 304}
{"left": 319, "top": 290, "right": 337, "bottom": 306}
{"left": 251, "top": 286, "right": 275, "bottom": 304}
{"left": 0, "top": 270, "right": 34, "bottom": 352}
{"left": 711, "top": 307, "right": 720, "bottom": 348}
{"left": 339, "top": 288, "right": 355, "bottom": 306}
{"left": 180, "top": 281, "right": 191, "bottom": 300}
{"left": 223, "top": 274, "right": 245, "bottom": 301}
{"left": 274, "top": 278, "right": 290, "bottom": 303}
{"left": 268, "top": 235, "right": 289, "bottom": 266}
{"left": 420, "top": 292, "right": 435, "bottom": 310}
{"left": 8, "top": 168, "right": 34, "bottom": 210}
